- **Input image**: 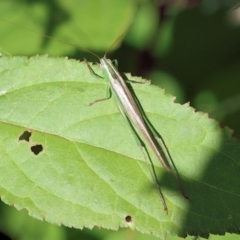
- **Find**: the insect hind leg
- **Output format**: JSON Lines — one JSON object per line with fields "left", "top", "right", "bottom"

{"left": 116, "top": 102, "right": 168, "bottom": 213}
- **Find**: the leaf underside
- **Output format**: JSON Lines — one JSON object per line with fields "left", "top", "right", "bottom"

{"left": 0, "top": 56, "right": 240, "bottom": 239}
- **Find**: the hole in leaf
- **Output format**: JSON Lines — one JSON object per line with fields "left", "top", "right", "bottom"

{"left": 125, "top": 215, "right": 133, "bottom": 223}
{"left": 31, "top": 144, "right": 43, "bottom": 155}
{"left": 19, "top": 130, "right": 32, "bottom": 142}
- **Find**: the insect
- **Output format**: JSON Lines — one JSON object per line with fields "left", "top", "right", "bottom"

{"left": 84, "top": 56, "right": 188, "bottom": 214}
{"left": 1, "top": 18, "right": 188, "bottom": 213}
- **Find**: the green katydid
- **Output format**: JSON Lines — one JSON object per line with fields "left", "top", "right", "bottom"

{"left": 84, "top": 54, "right": 188, "bottom": 214}
{"left": 1, "top": 18, "right": 188, "bottom": 213}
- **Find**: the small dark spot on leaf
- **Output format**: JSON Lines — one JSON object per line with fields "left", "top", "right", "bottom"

{"left": 31, "top": 144, "right": 43, "bottom": 155}
{"left": 19, "top": 130, "right": 32, "bottom": 142}
{"left": 125, "top": 215, "right": 133, "bottom": 223}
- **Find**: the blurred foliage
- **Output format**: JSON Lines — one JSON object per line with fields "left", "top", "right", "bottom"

{"left": 1, "top": 200, "right": 240, "bottom": 240}
{"left": 0, "top": 0, "right": 240, "bottom": 239}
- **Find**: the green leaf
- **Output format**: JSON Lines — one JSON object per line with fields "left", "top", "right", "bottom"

{"left": 0, "top": 56, "right": 240, "bottom": 239}
{"left": 0, "top": 0, "right": 136, "bottom": 55}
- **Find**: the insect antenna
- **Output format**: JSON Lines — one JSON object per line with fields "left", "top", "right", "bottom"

{"left": 104, "top": 24, "right": 132, "bottom": 58}
{"left": 0, "top": 18, "right": 100, "bottom": 61}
